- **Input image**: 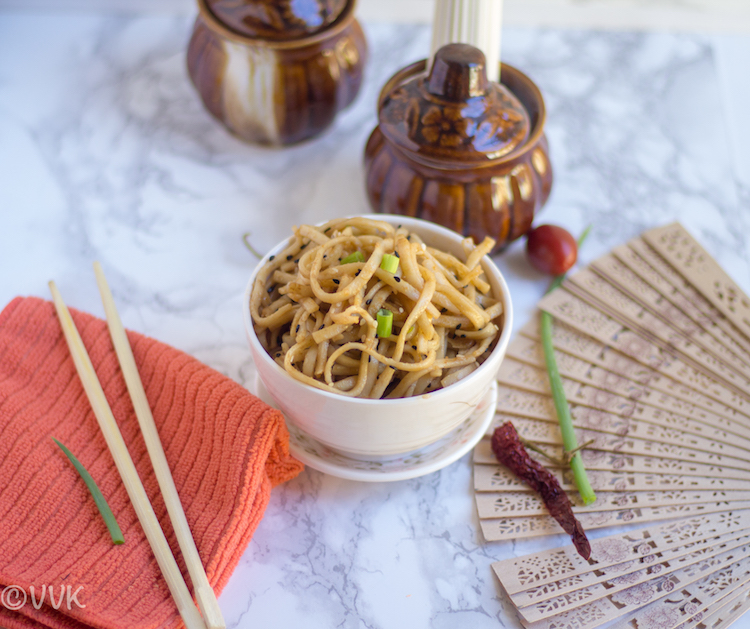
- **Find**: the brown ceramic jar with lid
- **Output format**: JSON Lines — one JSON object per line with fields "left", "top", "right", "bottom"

{"left": 364, "top": 43, "right": 553, "bottom": 252}
{"left": 188, "top": 0, "right": 366, "bottom": 145}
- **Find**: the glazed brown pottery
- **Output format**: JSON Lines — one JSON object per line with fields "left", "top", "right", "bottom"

{"left": 188, "top": 0, "right": 367, "bottom": 145}
{"left": 364, "top": 43, "right": 553, "bottom": 252}
{"left": 206, "top": 0, "right": 348, "bottom": 40}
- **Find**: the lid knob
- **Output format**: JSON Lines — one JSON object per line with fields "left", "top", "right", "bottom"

{"left": 427, "top": 43, "right": 488, "bottom": 101}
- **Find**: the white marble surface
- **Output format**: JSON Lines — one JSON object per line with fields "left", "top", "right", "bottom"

{"left": 5, "top": 0, "right": 750, "bottom": 33}
{"left": 2, "top": 11, "right": 750, "bottom": 629}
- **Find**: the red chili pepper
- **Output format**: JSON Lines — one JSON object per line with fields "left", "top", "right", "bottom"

{"left": 491, "top": 421, "right": 591, "bottom": 560}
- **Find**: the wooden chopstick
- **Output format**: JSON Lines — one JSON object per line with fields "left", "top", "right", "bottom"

{"left": 48, "top": 281, "right": 208, "bottom": 629}
{"left": 93, "top": 262, "right": 226, "bottom": 629}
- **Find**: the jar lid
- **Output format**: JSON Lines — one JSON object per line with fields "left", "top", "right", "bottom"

{"left": 379, "top": 44, "right": 530, "bottom": 164}
{"left": 206, "top": 0, "right": 348, "bottom": 40}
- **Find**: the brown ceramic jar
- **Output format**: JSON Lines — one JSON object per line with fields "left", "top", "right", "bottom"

{"left": 187, "top": 0, "right": 367, "bottom": 145}
{"left": 364, "top": 44, "right": 553, "bottom": 252}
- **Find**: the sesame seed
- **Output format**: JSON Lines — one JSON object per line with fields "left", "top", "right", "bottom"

{"left": 286, "top": 255, "right": 293, "bottom": 260}
{"left": 456, "top": 323, "right": 461, "bottom": 330}
{"left": 394, "top": 276, "right": 401, "bottom": 282}
{"left": 332, "top": 279, "right": 340, "bottom": 285}
{"left": 269, "top": 255, "right": 275, "bottom": 261}
{"left": 267, "top": 286, "right": 274, "bottom": 294}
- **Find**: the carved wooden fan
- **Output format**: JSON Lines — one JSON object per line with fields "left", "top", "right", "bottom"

{"left": 474, "top": 223, "right": 750, "bottom": 628}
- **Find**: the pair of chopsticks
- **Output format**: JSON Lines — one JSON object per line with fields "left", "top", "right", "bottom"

{"left": 49, "top": 263, "right": 225, "bottom": 629}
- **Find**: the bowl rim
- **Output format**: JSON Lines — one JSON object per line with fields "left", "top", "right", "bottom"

{"left": 242, "top": 214, "right": 513, "bottom": 405}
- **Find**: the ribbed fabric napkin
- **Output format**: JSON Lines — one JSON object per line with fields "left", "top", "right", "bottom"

{"left": 0, "top": 296, "right": 304, "bottom": 629}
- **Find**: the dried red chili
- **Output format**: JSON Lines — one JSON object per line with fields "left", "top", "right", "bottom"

{"left": 491, "top": 421, "right": 591, "bottom": 560}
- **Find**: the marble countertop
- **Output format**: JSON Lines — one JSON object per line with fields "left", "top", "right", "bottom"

{"left": 5, "top": 0, "right": 750, "bottom": 33}
{"left": 2, "top": 10, "right": 750, "bottom": 629}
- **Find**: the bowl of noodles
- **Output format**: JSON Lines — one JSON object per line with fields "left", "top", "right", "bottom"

{"left": 243, "top": 215, "right": 512, "bottom": 458}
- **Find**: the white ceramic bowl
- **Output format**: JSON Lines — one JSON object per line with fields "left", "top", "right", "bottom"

{"left": 242, "top": 215, "right": 513, "bottom": 458}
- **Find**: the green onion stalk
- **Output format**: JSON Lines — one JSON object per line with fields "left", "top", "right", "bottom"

{"left": 53, "top": 438, "right": 125, "bottom": 544}
{"left": 540, "top": 226, "right": 597, "bottom": 506}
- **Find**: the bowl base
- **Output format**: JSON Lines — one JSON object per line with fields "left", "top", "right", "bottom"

{"left": 252, "top": 372, "right": 498, "bottom": 481}
{"left": 252, "top": 373, "right": 430, "bottom": 460}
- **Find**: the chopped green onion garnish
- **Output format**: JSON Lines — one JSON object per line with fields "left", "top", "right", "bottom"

{"left": 380, "top": 253, "right": 399, "bottom": 274}
{"left": 377, "top": 309, "right": 393, "bottom": 338}
{"left": 53, "top": 438, "right": 125, "bottom": 544}
{"left": 341, "top": 251, "right": 365, "bottom": 264}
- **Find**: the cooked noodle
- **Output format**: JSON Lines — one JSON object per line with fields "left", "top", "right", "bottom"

{"left": 250, "top": 218, "right": 503, "bottom": 398}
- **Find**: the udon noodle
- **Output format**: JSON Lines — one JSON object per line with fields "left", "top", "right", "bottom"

{"left": 250, "top": 217, "right": 503, "bottom": 398}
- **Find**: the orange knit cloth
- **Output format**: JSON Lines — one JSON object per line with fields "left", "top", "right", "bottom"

{"left": 0, "top": 296, "right": 304, "bottom": 629}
